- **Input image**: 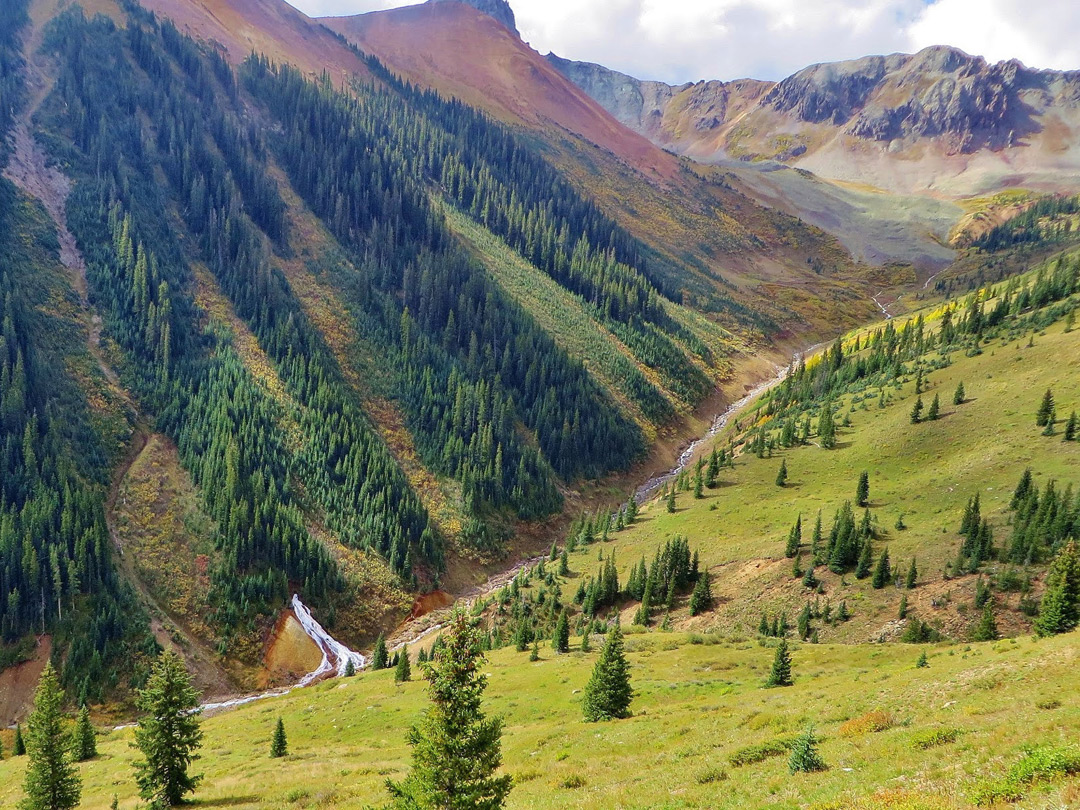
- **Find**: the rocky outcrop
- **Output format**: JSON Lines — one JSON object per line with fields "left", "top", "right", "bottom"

{"left": 428, "top": 0, "right": 517, "bottom": 36}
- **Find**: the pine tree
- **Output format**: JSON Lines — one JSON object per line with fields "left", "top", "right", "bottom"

{"left": 788, "top": 726, "right": 826, "bottom": 773}
{"left": 582, "top": 625, "right": 633, "bottom": 722}
{"left": 953, "top": 382, "right": 965, "bottom": 405}
{"left": 855, "top": 540, "right": 873, "bottom": 579}
{"left": 1036, "top": 389, "right": 1055, "bottom": 427}
{"left": 928, "top": 394, "right": 940, "bottom": 421}
{"left": 775, "top": 460, "right": 788, "bottom": 487}
{"left": 802, "top": 564, "right": 817, "bottom": 590}
{"left": 580, "top": 630, "right": 591, "bottom": 653}
{"left": 372, "top": 634, "right": 389, "bottom": 670}
{"left": 910, "top": 396, "right": 924, "bottom": 424}
{"left": 872, "top": 548, "right": 891, "bottom": 589}
{"left": 689, "top": 573, "right": 712, "bottom": 616}
{"left": 133, "top": 650, "right": 203, "bottom": 808}
{"left": 972, "top": 603, "right": 999, "bottom": 642}
{"left": 20, "top": 663, "right": 80, "bottom": 810}
{"left": 13, "top": 723, "right": 26, "bottom": 756}
{"left": 269, "top": 718, "right": 287, "bottom": 758}
{"left": 705, "top": 449, "right": 719, "bottom": 488}
{"left": 626, "top": 498, "right": 637, "bottom": 524}
{"left": 693, "top": 470, "right": 703, "bottom": 499}
{"left": 344, "top": 659, "right": 356, "bottom": 677}
{"left": 915, "top": 650, "right": 929, "bottom": 668}
{"left": 764, "top": 639, "right": 793, "bottom": 688}
{"left": 906, "top": 558, "right": 918, "bottom": 589}
{"left": 1064, "top": 412, "right": 1077, "bottom": 442}
{"left": 387, "top": 609, "right": 511, "bottom": 809}
{"left": 785, "top": 515, "right": 802, "bottom": 558}
{"left": 856, "top": 471, "right": 870, "bottom": 508}
{"left": 529, "top": 640, "right": 539, "bottom": 661}
{"left": 666, "top": 488, "right": 676, "bottom": 513}
{"left": 898, "top": 593, "right": 908, "bottom": 620}
{"left": 818, "top": 404, "right": 836, "bottom": 449}
{"left": 395, "top": 645, "right": 412, "bottom": 682}
{"left": 558, "top": 550, "right": 569, "bottom": 577}
{"left": 797, "top": 603, "right": 811, "bottom": 640}
{"left": 73, "top": 705, "right": 97, "bottom": 762}
{"left": 552, "top": 611, "right": 570, "bottom": 654}
{"left": 1034, "top": 541, "right": 1080, "bottom": 637}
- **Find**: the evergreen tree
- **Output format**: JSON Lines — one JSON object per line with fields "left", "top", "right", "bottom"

{"left": 928, "top": 393, "right": 940, "bottom": 421}
{"left": 764, "top": 639, "right": 793, "bottom": 688}
{"left": 73, "top": 705, "right": 97, "bottom": 762}
{"left": 915, "top": 650, "right": 929, "bottom": 668}
{"left": 1035, "top": 541, "right": 1080, "bottom": 637}
{"left": 387, "top": 609, "right": 511, "bottom": 810}
{"left": 802, "top": 565, "right": 817, "bottom": 590}
{"left": 953, "top": 382, "right": 965, "bottom": 405}
{"left": 558, "top": 550, "right": 569, "bottom": 577}
{"left": 856, "top": 471, "right": 870, "bottom": 508}
{"left": 344, "top": 659, "right": 356, "bottom": 677}
{"left": 626, "top": 498, "right": 638, "bottom": 524}
{"left": 973, "top": 603, "right": 999, "bottom": 642}
{"left": 1036, "top": 389, "right": 1055, "bottom": 427}
{"left": 797, "top": 603, "right": 811, "bottom": 640}
{"left": 580, "top": 631, "right": 591, "bottom": 653}
{"left": 529, "top": 640, "right": 539, "bottom": 662}
{"left": 855, "top": 540, "right": 873, "bottom": 579}
{"left": 269, "top": 719, "right": 288, "bottom": 758}
{"left": 872, "top": 548, "right": 891, "bottom": 589}
{"left": 906, "top": 558, "right": 918, "bottom": 589}
{"left": 693, "top": 470, "right": 703, "bottom": 499}
{"left": 582, "top": 625, "right": 633, "bottom": 722}
{"left": 910, "top": 396, "right": 924, "bottom": 424}
{"left": 133, "top": 650, "right": 204, "bottom": 808}
{"left": 775, "top": 460, "right": 788, "bottom": 487}
{"left": 552, "top": 611, "right": 570, "bottom": 654}
{"left": 788, "top": 727, "right": 826, "bottom": 773}
{"left": 898, "top": 593, "right": 908, "bottom": 620}
{"left": 666, "top": 488, "right": 676, "bottom": 514}
{"left": 13, "top": 723, "right": 26, "bottom": 756}
{"left": 785, "top": 515, "right": 802, "bottom": 558}
{"left": 818, "top": 404, "right": 836, "bottom": 449}
{"left": 372, "top": 634, "right": 389, "bottom": 670}
{"left": 395, "top": 645, "right": 412, "bottom": 682}
{"left": 705, "top": 449, "right": 719, "bottom": 488}
{"left": 20, "top": 663, "right": 80, "bottom": 810}
{"left": 1064, "top": 412, "right": 1077, "bottom": 442}
{"left": 689, "top": 573, "right": 712, "bottom": 616}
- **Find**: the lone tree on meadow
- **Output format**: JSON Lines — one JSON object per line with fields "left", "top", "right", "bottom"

{"left": 72, "top": 705, "right": 97, "bottom": 762}
{"left": 582, "top": 624, "right": 633, "bottom": 722}
{"left": 953, "top": 382, "right": 966, "bottom": 405}
{"left": 764, "top": 639, "right": 793, "bottom": 688}
{"left": 788, "top": 726, "right": 826, "bottom": 773}
{"left": 20, "top": 663, "right": 80, "bottom": 810}
{"left": 856, "top": 471, "right": 870, "bottom": 508}
{"left": 910, "top": 395, "right": 924, "bottom": 424}
{"left": 775, "top": 459, "right": 788, "bottom": 487}
{"left": 1036, "top": 389, "right": 1055, "bottom": 427}
{"left": 928, "top": 393, "right": 940, "bottom": 421}
{"left": 1035, "top": 540, "right": 1080, "bottom": 637}
{"left": 372, "top": 634, "right": 389, "bottom": 670}
{"left": 270, "top": 718, "right": 288, "bottom": 758}
{"left": 133, "top": 650, "right": 204, "bottom": 808}
{"left": 387, "top": 609, "right": 511, "bottom": 810}
{"left": 818, "top": 404, "right": 836, "bottom": 449}
{"left": 395, "top": 644, "right": 412, "bottom": 683}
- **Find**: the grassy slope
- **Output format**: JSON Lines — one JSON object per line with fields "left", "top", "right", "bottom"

{"left": 0, "top": 630, "right": 1077, "bottom": 809}
{"left": 580, "top": 264, "right": 1079, "bottom": 643}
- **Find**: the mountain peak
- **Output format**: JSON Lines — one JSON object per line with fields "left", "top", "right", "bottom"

{"left": 427, "top": 0, "right": 517, "bottom": 35}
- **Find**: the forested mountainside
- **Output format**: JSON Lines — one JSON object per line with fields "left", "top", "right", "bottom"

{"left": 1, "top": 0, "right": 846, "bottom": 699}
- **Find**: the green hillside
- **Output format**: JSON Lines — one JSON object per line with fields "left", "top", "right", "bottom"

{"left": 1, "top": 628, "right": 1077, "bottom": 809}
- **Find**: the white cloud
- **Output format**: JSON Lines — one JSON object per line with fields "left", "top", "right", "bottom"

{"left": 281, "top": 0, "right": 1080, "bottom": 83}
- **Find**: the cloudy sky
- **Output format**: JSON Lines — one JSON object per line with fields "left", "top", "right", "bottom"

{"left": 282, "top": 0, "right": 1080, "bottom": 84}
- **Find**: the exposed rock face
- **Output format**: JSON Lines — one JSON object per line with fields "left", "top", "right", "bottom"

{"left": 548, "top": 45, "right": 1080, "bottom": 194}
{"left": 428, "top": 0, "right": 517, "bottom": 36}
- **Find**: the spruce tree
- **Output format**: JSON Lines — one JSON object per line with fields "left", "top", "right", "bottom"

{"left": 133, "top": 650, "right": 203, "bottom": 808}
{"left": 558, "top": 550, "right": 569, "bottom": 577}
{"left": 775, "top": 460, "right": 788, "bottom": 487}
{"left": 582, "top": 625, "right": 633, "bottom": 722}
{"left": 689, "top": 573, "right": 712, "bottom": 616}
{"left": 788, "top": 727, "right": 826, "bottom": 773}
{"left": 898, "top": 593, "right": 908, "bottom": 620}
{"left": 529, "top": 640, "right": 539, "bottom": 661}
{"left": 910, "top": 396, "right": 924, "bottom": 424}
{"left": 855, "top": 540, "right": 873, "bottom": 579}
{"left": 818, "top": 404, "right": 836, "bottom": 449}
{"left": 1034, "top": 540, "right": 1080, "bottom": 637}
{"left": 928, "top": 393, "right": 940, "bottom": 421}
{"left": 764, "top": 639, "right": 793, "bottom": 688}
{"left": 872, "top": 547, "right": 891, "bottom": 589}
{"left": 372, "top": 634, "right": 389, "bottom": 670}
{"left": 269, "top": 718, "right": 288, "bottom": 758}
{"left": 1036, "top": 389, "right": 1055, "bottom": 427}
{"left": 915, "top": 650, "right": 929, "bottom": 668}
{"left": 953, "top": 382, "right": 965, "bottom": 405}
{"left": 666, "top": 488, "right": 676, "bottom": 513}
{"left": 785, "top": 515, "right": 802, "bottom": 558}
{"left": 20, "top": 663, "right": 80, "bottom": 810}
{"left": 906, "top": 558, "right": 918, "bottom": 589}
{"left": 802, "top": 564, "right": 817, "bottom": 590}
{"left": 856, "top": 471, "right": 870, "bottom": 508}
{"left": 972, "top": 603, "right": 999, "bottom": 642}
{"left": 13, "top": 723, "right": 26, "bottom": 756}
{"left": 1065, "top": 412, "right": 1078, "bottom": 442}
{"left": 395, "top": 645, "right": 412, "bottom": 682}
{"left": 344, "top": 659, "right": 356, "bottom": 677}
{"left": 387, "top": 609, "right": 511, "bottom": 810}
{"left": 73, "top": 705, "right": 97, "bottom": 762}
{"left": 552, "top": 611, "right": 570, "bottom": 654}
